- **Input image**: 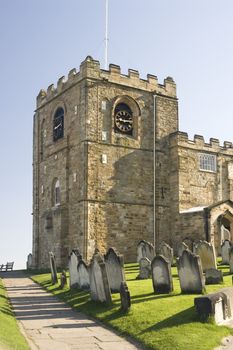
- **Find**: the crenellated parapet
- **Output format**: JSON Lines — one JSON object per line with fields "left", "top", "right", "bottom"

{"left": 36, "top": 56, "right": 177, "bottom": 108}
{"left": 170, "top": 131, "right": 233, "bottom": 155}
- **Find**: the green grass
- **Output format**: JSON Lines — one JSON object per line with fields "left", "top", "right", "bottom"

{"left": 32, "top": 263, "right": 233, "bottom": 350}
{"left": 0, "top": 279, "right": 30, "bottom": 350}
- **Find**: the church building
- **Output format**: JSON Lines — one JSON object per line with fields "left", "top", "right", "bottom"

{"left": 32, "top": 56, "right": 233, "bottom": 268}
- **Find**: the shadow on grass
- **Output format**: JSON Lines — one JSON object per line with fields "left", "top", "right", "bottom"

{"left": 0, "top": 306, "right": 14, "bottom": 317}
{"left": 139, "top": 306, "right": 197, "bottom": 334}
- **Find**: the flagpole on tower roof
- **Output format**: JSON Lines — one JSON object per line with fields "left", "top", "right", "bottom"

{"left": 104, "top": 0, "right": 109, "bottom": 70}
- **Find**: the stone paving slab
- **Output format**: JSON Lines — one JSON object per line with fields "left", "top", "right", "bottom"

{"left": 1, "top": 271, "right": 144, "bottom": 350}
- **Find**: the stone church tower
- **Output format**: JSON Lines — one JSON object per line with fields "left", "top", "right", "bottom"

{"left": 32, "top": 56, "right": 178, "bottom": 268}
{"left": 32, "top": 56, "right": 233, "bottom": 269}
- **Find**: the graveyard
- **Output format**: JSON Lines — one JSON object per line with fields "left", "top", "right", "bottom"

{"left": 30, "top": 243, "right": 233, "bottom": 350}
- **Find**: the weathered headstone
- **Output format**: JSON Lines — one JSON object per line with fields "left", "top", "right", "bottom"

{"left": 158, "top": 241, "right": 174, "bottom": 264}
{"left": 104, "top": 247, "right": 125, "bottom": 292}
{"left": 183, "top": 237, "right": 194, "bottom": 252}
{"left": 120, "top": 281, "right": 131, "bottom": 312}
{"left": 60, "top": 270, "right": 67, "bottom": 289}
{"left": 151, "top": 255, "right": 173, "bottom": 293}
{"left": 49, "top": 252, "right": 58, "bottom": 284}
{"left": 177, "top": 242, "right": 189, "bottom": 257}
{"left": 89, "top": 253, "right": 112, "bottom": 304}
{"left": 221, "top": 225, "right": 231, "bottom": 242}
{"left": 77, "top": 259, "right": 90, "bottom": 290}
{"left": 26, "top": 253, "right": 33, "bottom": 270}
{"left": 205, "top": 268, "right": 223, "bottom": 285}
{"left": 68, "top": 249, "right": 82, "bottom": 288}
{"left": 221, "top": 240, "right": 231, "bottom": 264}
{"left": 137, "top": 257, "right": 151, "bottom": 279}
{"left": 195, "top": 287, "right": 233, "bottom": 324}
{"left": 177, "top": 250, "right": 204, "bottom": 293}
{"left": 193, "top": 240, "right": 217, "bottom": 272}
{"left": 229, "top": 246, "right": 233, "bottom": 273}
{"left": 137, "top": 240, "right": 154, "bottom": 262}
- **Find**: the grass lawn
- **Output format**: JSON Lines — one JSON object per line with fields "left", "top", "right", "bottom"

{"left": 0, "top": 278, "right": 30, "bottom": 350}
{"left": 32, "top": 263, "right": 233, "bottom": 350}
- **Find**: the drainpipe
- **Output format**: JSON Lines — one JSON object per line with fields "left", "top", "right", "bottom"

{"left": 153, "top": 94, "right": 157, "bottom": 253}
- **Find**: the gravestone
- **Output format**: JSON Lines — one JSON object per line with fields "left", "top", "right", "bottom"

{"left": 77, "top": 259, "right": 90, "bottom": 290}
{"left": 221, "top": 240, "right": 231, "bottom": 264}
{"left": 137, "top": 257, "right": 151, "bottom": 279}
{"left": 60, "top": 270, "right": 67, "bottom": 289}
{"left": 26, "top": 253, "right": 33, "bottom": 269}
{"left": 177, "top": 242, "right": 189, "bottom": 257}
{"left": 49, "top": 252, "right": 58, "bottom": 284}
{"left": 120, "top": 281, "right": 131, "bottom": 312}
{"left": 183, "top": 237, "right": 194, "bottom": 252}
{"left": 193, "top": 240, "right": 217, "bottom": 272}
{"left": 68, "top": 249, "right": 82, "bottom": 288}
{"left": 221, "top": 225, "right": 231, "bottom": 242}
{"left": 137, "top": 240, "right": 154, "bottom": 262}
{"left": 177, "top": 250, "right": 204, "bottom": 293}
{"left": 205, "top": 268, "right": 223, "bottom": 285}
{"left": 151, "top": 255, "right": 173, "bottom": 293}
{"left": 229, "top": 246, "right": 233, "bottom": 274}
{"left": 104, "top": 247, "right": 125, "bottom": 292}
{"left": 195, "top": 287, "right": 233, "bottom": 324}
{"left": 89, "top": 253, "right": 112, "bottom": 304}
{"left": 158, "top": 241, "right": 173, "bottom": 264}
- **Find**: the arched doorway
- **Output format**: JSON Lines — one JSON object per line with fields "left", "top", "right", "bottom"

{"left": 215, "top": 211, "right": 233, "bottom": 254}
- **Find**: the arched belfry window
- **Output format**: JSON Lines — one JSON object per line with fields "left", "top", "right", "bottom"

{"left": 114, "top": 103, "right": 133, "bottom": 135}
{"left": 53, "top": 107, "right": 64, "bottom": 141}
{"left": 54, "top": 179, "right": 61, "bottom": 206}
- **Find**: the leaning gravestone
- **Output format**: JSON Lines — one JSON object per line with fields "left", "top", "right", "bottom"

{"left": 177, "top": 250, "right": 204, "bottom": 293}
{"left": 60, "top": 270, "right": 67, "bottom": 289}
{"left": 205, "top": 268, "right": 223, "bottom": 285}
{"left": 68, "top": 249, "right": 82, "bottom": 288}
{"left": 158, "top": 241, "right": 173, "bottom": 264}
{"left": 77, "top": 259, "right": 90, "bottom": 290}
{"left": 193, "top": 240, "right": 217, "bottom": 272}
{"left": 221, "top": 240, "right": 231, "bottom": 264}
{"left": 120, "top": 281, "right": 131, "bottom": 312}
{"left": 89, "top": 253, "right": 112, "bottom": 304}
{"left": 49, "top": 252, "right": 58, "bottom": 284}
{"left": 151, "top": 255, "right": 173, "bottom": 293}
{"left": 137, "top": 240, "right": 154, "bottom": 262}
{"left": 137, "top": 257, "right": 151, "bottom": 279}
{"left": 104, "top": 247, "right": 125, "bottom": 293}
{"left": 26, "top": 253, "right": 33, "bottom": 269}
{"left": 229, "top": 246, "right": 233, "bottom": 274}
{"left": 177, "top": 242, "right": 189, "bottom": 257}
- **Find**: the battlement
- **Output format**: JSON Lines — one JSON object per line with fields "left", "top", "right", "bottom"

{"left": 170, "top": 131, "right": 233, "bottom": 154}
{"left": 36, "top": 56, "right": 176, "bottom": 108}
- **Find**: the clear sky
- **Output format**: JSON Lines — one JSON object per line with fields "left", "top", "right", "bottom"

{"left": 1, "top": 0, "right": 233, "bottom": 269}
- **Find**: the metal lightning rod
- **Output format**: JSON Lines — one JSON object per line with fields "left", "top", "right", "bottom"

{"left": 104, "top": 0, "right": 109, "bottom": 69}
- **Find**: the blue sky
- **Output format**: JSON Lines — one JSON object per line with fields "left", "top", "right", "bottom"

{"left": 1, "top": 0, "right": 233, "bottom": 269}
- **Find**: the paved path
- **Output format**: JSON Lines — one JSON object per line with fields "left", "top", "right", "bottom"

{"left": 1, "top": 271, "right": 144, "bottom": 350}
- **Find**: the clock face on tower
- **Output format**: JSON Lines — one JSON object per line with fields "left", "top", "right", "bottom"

{"left": 114, "top": 103, "right": 133, "bottom": 135}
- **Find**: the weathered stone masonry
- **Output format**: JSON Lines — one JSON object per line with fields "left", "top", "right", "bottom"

{"left": 32, "top": 56, "right": 233, "bottom": 268}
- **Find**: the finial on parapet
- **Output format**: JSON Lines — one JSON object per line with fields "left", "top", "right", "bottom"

{"left": 164, "top": 76, "right": 176, "bottom": 95}
{"left": 210, "top": 138, "right": 220, "bottom": 147}
{"left": 128, "top": 69, "right": 139, "bottom": 79}
{"left": 36, "top": 89, "right": 47, "bottom": 106}
{"left": 224, "top": 141, "right": 233, "bottom": 148}
{"left": 194, "top": 134, "right": 205, "bottom": 145}
{"left": 79, "top": 56, "right": 100, "bottom": 78}
{"left": 109, "top": 64, "right": 121, "bottom": 75}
